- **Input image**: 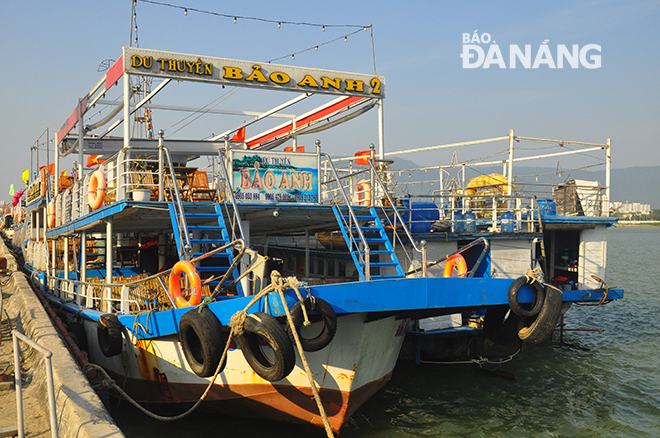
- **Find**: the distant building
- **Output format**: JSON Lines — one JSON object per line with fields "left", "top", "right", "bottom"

{"left": 611, "top": 201, "right": 652, "bottom": 217}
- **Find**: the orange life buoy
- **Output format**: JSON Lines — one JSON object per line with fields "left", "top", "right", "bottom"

{"left": 88, "top": 170, "right": 107, "bottom": 210}
{"left": 356, "top": 179, "right": 371, "bottom": 206}
{"left": 443, "top": 253, "right": 468, "bottom": 278}
{"left": 47, "top": 201, "right": 56, "bottom": 228}
{"left": 169, "top": 261, "right": 202, "bottom": 308}
{"left": 40, "top": 168, "right": 47, "bottom": 197}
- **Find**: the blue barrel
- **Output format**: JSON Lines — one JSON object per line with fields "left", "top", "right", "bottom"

{"left": 464, "top": 211, "right": 476, "bottom": 232}
{"left": 501, "top": 211, "right": 515, "bottom": 232}
{"left": 454, "top": 212, "right": 465, "bottom": 232}
{"left": 399, "top": 200, "right": 440, "bottom": 233}
{"left": 537, "top": 199, "right": 556, "bottom": 216}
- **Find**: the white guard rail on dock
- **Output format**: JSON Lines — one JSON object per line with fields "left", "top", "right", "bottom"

{"left": 12, "top": 330, "right": 58, "bottom": 438}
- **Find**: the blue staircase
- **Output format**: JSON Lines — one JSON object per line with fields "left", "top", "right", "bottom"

{"left": 168, "top": 203, "right": 242, "bottom": 295}
{"left": 332, "top": 205, "right": 405, "bottom": 281}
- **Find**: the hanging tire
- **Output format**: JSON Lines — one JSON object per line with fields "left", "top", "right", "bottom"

{"left": 179, "top": 307, "right": 226, "bottom": 377}
{"left": 97, "top": 313, "right": 123, "bottom": 357}
{"left": 518, "top": 286, "right": 563, "bottom": 344}
{"left": 286, "top": 297, "right": 337, "bottom": 352}
{"left": 483, "top": 306, "right": 524, "bottom": 345}
{"left": 68, "top": 320, "right": 88, "bottom": 351}
{"left": 508, "top": 276, "right": 546, "bottom": 318}
{"left": 237, "top": 312, "right": 295, "bottom": 382}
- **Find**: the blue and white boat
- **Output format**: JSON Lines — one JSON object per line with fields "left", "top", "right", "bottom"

{"left": 12, "top": 47, "right": 621, "bottom": 434}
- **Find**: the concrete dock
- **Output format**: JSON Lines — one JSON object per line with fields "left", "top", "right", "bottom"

{"left": 0, "top": 233, "right": 124, "bottom": 438}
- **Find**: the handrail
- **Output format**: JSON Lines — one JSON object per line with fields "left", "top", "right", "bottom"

{"left": 161, "top": 144, "right": 192, "bottom": 261}
{"left": 218, "top": 145, "right": 246, "bottom": 241}
{"left": 368, "top": 156, "right": 428, "bottom": 275}
{"left": 12, "top": 330, "right": 58, "bottom": 438}
{"left": 47, "top": 240, "right": 246, "bottom": 314}
{"left": 319, "top": 152, "right": 371, "bottom": 280}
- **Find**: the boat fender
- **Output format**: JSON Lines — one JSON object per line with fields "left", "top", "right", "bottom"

{"left": 47, "top": 200, "right": 56, "bottom": 228}
{"left": 508, "top": 276, "right": 546, "bottom": 318}
{"left": 169, "top": 260, "right": 202, "bottom": 308}
{"left": 483, "top": 305, "right": 525, "bottom": 345}
{"left": 287, "top": 297, "right": 337, "bottom": 352}
{"left": 88, "top": 170, "right": 107, "bottom": 210}
{"left": 67, "top": 319, "right": 88, "bottom": 351}
{"left": 443, "top": 253, "right": 468, "bottom": 278}
{"left": 518, "top": 286, "right": 563, "bottom": 344}
{"left": 97, "top": 313, "right": 123, "bottom": 357}
{"left": 179, "top": 307, "right": 226, "bottom": 377}
{"left": 236, "top": 312, "right": 295, "bottom": 382}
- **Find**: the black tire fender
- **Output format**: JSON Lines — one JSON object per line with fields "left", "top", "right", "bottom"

{"left": 67, "top": 320, "right": 88, "bottom": 351}
{"left": 179, "top": 307, "right": 226, "bottom": 377}
{"left": 483, "top": 306, "right": 524, "bottom": 345}
{"left": 237, "top": 312, "right": 295, "bottom": 382}
{"left": 287, "top": 297, "right": 337, "bottom": 352}
{"left": 97, "top": 313, "right": 123, "bottom": 357}
{"left": 518, "top": 286, "right": 563, "bottom": 344}
{"left": 508, "top": 276, "right": 546, "bottom": 318}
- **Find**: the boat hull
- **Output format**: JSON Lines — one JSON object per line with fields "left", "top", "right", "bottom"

{"left": 80, "top": 312, "right": 407, "bottom": 432}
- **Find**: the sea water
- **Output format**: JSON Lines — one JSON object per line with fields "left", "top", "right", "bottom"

{"left": 115, "top": 227, "right": 660, "bottom": 437}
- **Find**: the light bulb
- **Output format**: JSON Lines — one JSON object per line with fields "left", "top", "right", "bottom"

{"left": 278, "top": 22, "right": 281, "bottom": 28}
{"left": 233, "top": 17, "right": 237, "bottom": 24}
{"left": 184, "top": 8, "right": 187, "bottom": 15}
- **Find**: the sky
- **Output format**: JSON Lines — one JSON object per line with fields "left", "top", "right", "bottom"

{"left": 1, "top": 0, "right": 658, "bottom": 206}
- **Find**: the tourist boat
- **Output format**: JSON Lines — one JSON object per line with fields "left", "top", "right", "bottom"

{"left": 379, "top": 132, "right": 624, "bottom": 362}
{"left": 13, "top": 47, "right": 620, "bottom": 434}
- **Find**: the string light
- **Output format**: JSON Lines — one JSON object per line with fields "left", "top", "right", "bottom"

{"left": 138, "top": 1, "right": 370, "bottom": 31}
{"left": 344, "top": 36, "right": 347, "bottom": 42}
{"left": 278, "top": 22, "right": 281, "bottom": 28}
{"left": 184, "top": 8, "right": 187, "bottom": 15}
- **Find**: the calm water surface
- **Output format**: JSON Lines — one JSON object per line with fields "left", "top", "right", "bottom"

{"left": 115, "top": 226, "right": 660, "bottom": 437}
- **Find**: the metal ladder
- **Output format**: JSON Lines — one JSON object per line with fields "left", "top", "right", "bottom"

{"left": 168, "top": 203, "right": 242, "bottom": 294}
{"left": 332, "top": 205, "right": 405, "bottom": 281}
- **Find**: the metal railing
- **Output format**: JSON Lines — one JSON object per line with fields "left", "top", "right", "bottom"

{"left": 12, "top": 330, "right": 58, "bottom": 438}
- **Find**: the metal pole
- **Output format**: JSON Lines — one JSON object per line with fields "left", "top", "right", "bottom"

{"left": 158, "top": 131, "right": 164, "bottom": 201}
{"left": 369, "top": 144, "right": 375, "bottom": 207}
{"left": 78, "top": 99, "right": 84, "bottom": 180}
{"left": 507, "top": 129, "right": 514, "bottom": 197}
{"left": 106, "top": 218, "right": 113, "bottom": 310}
{"left": 12, "top": 330, "right": 59, "bottom": 438}
{"left": 13, "top": 334, "right": 24, "bottom": 438}
{"left": 377, "top": 99, "right": 385, "bottom": 160}
{"left": 605, "top": 138, "right": 611, "bottom": 217}
{"left": 46, "top": 130, "right": 50, "bottom": 198}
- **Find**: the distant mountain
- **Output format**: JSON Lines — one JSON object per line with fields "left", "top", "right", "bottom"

{"left": 386, "top": 158, "right": 659, "bottom": 209}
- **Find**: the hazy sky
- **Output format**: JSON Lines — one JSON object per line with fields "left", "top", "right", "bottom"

{"left": 1, "top": 0, "right": 658, "bottom": 205}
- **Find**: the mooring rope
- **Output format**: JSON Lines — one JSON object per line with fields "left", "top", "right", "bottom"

{"left": 87, "top": 270, "right": 333, "bottom": 437}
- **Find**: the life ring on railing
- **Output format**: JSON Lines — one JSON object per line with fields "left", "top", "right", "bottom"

{"left": 443, "top": 253, "right": 468, "bottom": 277}
{"left": 169, "top": 260, "right": 202, "bottom": 308}
{"left": 179, "top": 307, "right": 226, "bottom": 377}
{"left": 236, "top": 312, "right": 296, "bottom": 382}
{"left": 356, "top": 179, "right": 371, "bottom": 206}
{"left": 286, "top": 297, "right": 337, "bottom": 352}
{"left": 47, "top": 201, "right": 56, "bottom": 228}
{"left": 508, "top": 276, "right": 546, "bottom": 318}
{"left": 87, "top": 170, "right": 106, "bottom": 210}
{"left": 40, "top": 169, "right": 47, "bottom": 197}
{"left": 97, "top": 313, "right": 123, "bottom": 357}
